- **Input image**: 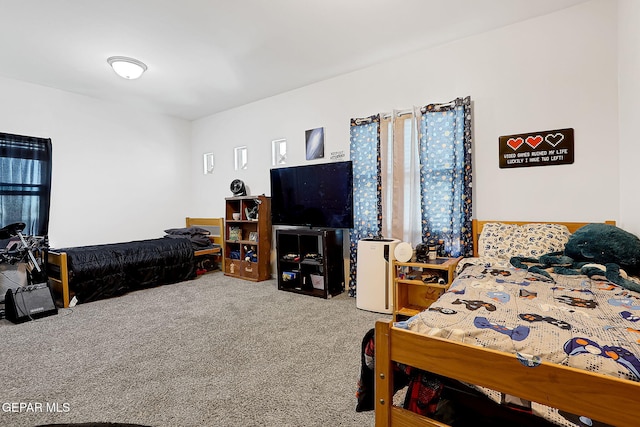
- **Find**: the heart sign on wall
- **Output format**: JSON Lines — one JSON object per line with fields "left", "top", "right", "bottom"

{"left": 499, "top": 128, "right": 574, "bottom": 169}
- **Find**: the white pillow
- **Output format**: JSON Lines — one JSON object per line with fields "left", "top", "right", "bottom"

{"left": 478, "top": 223, "right": 571, "bottom": 259}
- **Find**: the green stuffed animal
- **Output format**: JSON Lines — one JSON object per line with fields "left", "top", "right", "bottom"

{"left": 511, "top": 223, "right": 640, "bottom": 292}
{"left": 564, "top": 223, "right": 640, "bottom": 276}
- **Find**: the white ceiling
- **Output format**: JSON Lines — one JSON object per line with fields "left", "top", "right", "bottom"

{"left": 0, "top": 0, "right": 591, "bottom": 121}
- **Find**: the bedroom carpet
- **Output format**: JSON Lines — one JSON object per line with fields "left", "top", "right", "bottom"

{"left": 0, "top": 272, "right": 384, "bottom": 427}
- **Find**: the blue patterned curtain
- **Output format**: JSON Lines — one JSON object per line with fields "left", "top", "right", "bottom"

{"left": 419, "top": 97, "right": 473, "bottom": 257}
{"left": 348, "top": 115, "right": 382, "bottom": 297}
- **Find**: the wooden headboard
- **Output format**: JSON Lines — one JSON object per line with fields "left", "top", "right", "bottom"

{"left": 185, "top": 217, "right": 225, "bottom": 271}
{"left": 471, "top": 219, "right": 617, "bottom": 257}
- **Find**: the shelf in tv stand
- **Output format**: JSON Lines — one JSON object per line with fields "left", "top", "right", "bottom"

{"left": 280, "top": 287, "right": 328, "bottom": 298}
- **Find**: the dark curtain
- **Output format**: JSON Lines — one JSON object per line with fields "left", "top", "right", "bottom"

{"left": 0, "top": 132, "right": 52, "bottom": 237}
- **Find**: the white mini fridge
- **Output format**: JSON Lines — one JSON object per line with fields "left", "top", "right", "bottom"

{"left": 356, "top": 238, "right": 400, "bottom": 314}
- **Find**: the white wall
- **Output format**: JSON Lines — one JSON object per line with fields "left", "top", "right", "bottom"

{"left": 618, "top": 0, "right": 640, "bottom": 236}
{"left": 1, "top": 0, "right": 631, "bottom": 251}
{"left": 0, "top": 76, "right": 192, "bottom": 247}
{"left": 191, "top": 0, "right": 620, "bottom": 228}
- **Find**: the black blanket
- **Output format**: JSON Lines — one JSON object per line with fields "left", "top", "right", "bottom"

{"left": 56, "top": 237, "right": 195, "bottom": 304}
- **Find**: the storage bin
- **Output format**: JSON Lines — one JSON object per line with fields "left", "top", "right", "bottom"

{"left": 310, "top": 274, "right": 324, "bottom": 290}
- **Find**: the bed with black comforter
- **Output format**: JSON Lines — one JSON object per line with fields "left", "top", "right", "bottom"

{"left": 50, "top": 237, "right": 195, "bottom": 304}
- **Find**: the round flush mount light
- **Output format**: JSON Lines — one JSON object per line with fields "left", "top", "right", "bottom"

{"left": 107, "top": 56, "right": 147, "bottom": 80}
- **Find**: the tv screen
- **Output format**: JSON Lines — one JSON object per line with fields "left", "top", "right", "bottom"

{"left": 270, "top": 161, "right": 354, "bottom": 229}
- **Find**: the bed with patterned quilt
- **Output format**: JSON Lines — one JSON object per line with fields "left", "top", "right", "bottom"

{"left": 371, "top": 219, "right": 640, "bottom": 427}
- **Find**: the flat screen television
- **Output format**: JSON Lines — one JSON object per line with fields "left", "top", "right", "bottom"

{"left": 270, "top": 161, "right": 354, "bottom": 229}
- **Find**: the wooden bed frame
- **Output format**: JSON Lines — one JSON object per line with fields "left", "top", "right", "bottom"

{"left": 375, "top": 219, "right": 640, "bottom": 427}
{"left": 47, "top": 217, "right": 224, "bottom": 308}
{"left": 185, "top": 216, "right": 225, "bottom": 272}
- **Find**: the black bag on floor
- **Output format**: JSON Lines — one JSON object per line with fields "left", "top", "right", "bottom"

{"left": 5, "top": 283, "right": 57, "bottom": 323}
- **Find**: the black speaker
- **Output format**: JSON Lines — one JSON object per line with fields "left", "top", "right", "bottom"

{"left": 5, "top": 283, "right": 58, "bottom": 324}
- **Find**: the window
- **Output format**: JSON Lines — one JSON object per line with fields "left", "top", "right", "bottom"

{"left": 349, "top": 97, "right": 472, "bottom": 296}
{"left": 354, "top": 97, "right": 472, "bottom": 258}
{"left": 234, "top": 146, "right": 248, "bottom": 170}
{"left": 381, "top": 111, "right": 421, "bottom": 245}
{"left": 0, "top": 133, "right": 52, "bottom": 237}
{"left": 271, "top": 139, "right": 287, "bottom": 166}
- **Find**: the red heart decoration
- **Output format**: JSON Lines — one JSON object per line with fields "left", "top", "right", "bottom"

{"left": 525, "top": 135, "right": 543, "bottom": 149}
{"left": 506, "top": 137, "right": 524, "bottom": 150}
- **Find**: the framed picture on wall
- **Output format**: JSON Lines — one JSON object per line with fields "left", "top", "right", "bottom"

{"left": 305, "top": 127, "right": 324, "bottom": 160}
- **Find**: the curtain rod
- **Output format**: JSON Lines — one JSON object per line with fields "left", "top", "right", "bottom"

{"left": 382, "top": 100, "right": 458, "bottom": 119}
{"left": 353, "top": 117, "right": 373, "bottom": 125}
{"left": 354, "top": 99, "right": 460, "bottom": 124}
{"left": 439, "top": 100, "right": 456, "bottom": 108}
{"left": 381, "top": 109, "right": 412, "bottom": 119}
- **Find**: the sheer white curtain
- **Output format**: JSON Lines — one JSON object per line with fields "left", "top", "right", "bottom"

{"left": 380, "top": 107, "right": 422, "bottom": 246}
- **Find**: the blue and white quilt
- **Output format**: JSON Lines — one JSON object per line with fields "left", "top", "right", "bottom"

{"left": 399, "top": 259, "right": 640, "bottom": 426}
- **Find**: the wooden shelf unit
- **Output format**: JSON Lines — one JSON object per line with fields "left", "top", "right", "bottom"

{"left": 224, "top": 195, "right": 271, "bottom": 281}
{"left": 393, "top": 257, "right": 462, "bottom": 321}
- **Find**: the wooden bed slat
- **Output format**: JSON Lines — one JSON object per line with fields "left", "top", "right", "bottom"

{"left": 375, "top": 320, "right": 392, "bottom": 426}
{"left": 390, "top": 406, "right": 447, "bottom": 427}
{"left": 47, "top": 250, "right": 69, "bottom": 308}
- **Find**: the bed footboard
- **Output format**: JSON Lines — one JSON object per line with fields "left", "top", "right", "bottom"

{"left": 374, "top": 319, "right": 640, "bottom": 427}
{"left": 47, "top": 250, "right": 70, "bottom": 308}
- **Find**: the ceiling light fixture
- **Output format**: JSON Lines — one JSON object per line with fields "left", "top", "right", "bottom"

{"left": 107, "top": 56, "right": 147, "bottom": 80}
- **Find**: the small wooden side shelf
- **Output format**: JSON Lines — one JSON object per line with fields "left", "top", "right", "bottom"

{"left": 224, "top": 195, "right": 271, "bottom": 282}
{"left": 393, "top": 257, "right": 462, "bottom": 321}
